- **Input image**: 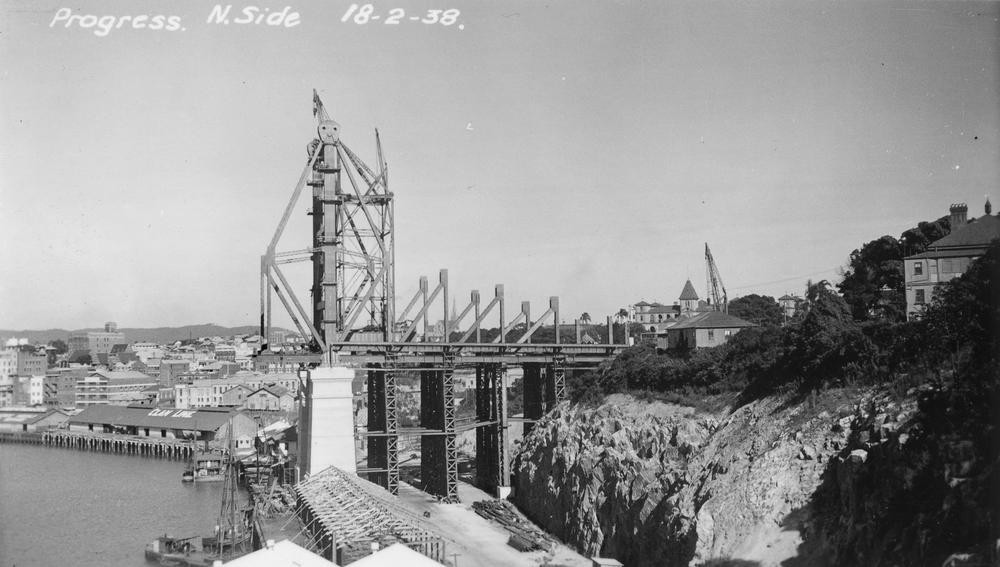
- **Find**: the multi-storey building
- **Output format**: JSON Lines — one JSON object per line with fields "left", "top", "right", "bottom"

{"left": 0, "top": 350, "right": 15, "bottom": 407}
{"left": 44, "top": 366, "right": 89, "bottom": 407}
{"left": 68, "top": 322, "right": 126, "bottom": 359}
{"left": 904, "top": 200, "right": 1000, "bottom": 320}
{"left": 158, "top": 359, "right": 191, "bottom": 387}
{"left": 11, "top": 345, "right": 46, "bottom": 378}
{"left": 634, "top": 301, "right": 681, "bottom": 333}
{"left": 76, "top": 370, "right": 156, "bottom": 407}
{"left": 214, "top": 345, "right": 236, "bottom": 362}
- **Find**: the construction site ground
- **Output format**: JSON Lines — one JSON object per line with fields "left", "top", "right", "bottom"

{"left": 261, "top": 475, "right": 590, "bottom": 567}
{"left": 394, "top": 480, "right": 591, "bottom": 567}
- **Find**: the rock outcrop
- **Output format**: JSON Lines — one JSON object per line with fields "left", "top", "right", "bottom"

{"left": 513, "top": 399, "right": 714, "bottom": 566}
{"left": 807, "top": 388, "right": 996, "bottom": 566}
{"left": 512, "top": 388, "right": 989, "bottom": 566}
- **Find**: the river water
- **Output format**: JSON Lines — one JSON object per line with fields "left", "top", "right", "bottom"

{"left": 0, "top": 443, "right": 233, "bottom": 567}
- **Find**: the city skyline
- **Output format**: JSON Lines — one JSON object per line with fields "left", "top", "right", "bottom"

{"left": 2, "top": 0, "right": 998, "bottom": 329}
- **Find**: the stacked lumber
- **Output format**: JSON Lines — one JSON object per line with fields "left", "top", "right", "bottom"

{"left": 471, "top": 500, "right": 556, "bottom": 552}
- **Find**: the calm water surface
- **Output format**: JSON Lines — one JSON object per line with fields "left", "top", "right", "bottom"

{"left": 0, "top": 443, "right": 234, "bottom": 567}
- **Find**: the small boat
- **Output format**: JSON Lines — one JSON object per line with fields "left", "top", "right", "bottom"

{"left": 183, "top": 450, "right": 228, "bottom": 483}
{"left": 144, "top": 535, "right": 211, "bottom": 566}
{"left": 149, "top": 419, "right": 255, "bottom": 564}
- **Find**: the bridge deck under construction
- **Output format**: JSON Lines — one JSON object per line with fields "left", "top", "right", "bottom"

{"left": 255, "top": 341, "right": 624, "bottom": 366}
{"left": 295, "top": 466, "right": 447, "bottom": 564}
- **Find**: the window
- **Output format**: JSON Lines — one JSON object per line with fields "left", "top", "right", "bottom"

{"left": 913, "top": 262, "right": 923, "bottom": 276}
{"left": 915, "top": 289, "right": 926, "bottom": 305}
{"left": 708, "top": 330, "right": 715, "bottom": 340}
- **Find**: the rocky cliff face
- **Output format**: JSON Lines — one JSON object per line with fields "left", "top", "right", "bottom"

{"left": 512, "top": 397, "right": 715, "bottom": 566}
{"left": 807, "top": 387, "right": 996, "bottom": 566}
{"left": 512, "top": 389, "right": 988, "bottom": 565}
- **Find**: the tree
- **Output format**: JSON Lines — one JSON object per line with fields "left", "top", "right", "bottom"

{"left": 48, "top": 339, "right": 68, "bottom": 355}
{"left": 899, "top": 215, "right": 951, "bottom": 256}
{"left": 70, "top": 352, "right": 93, "bottom": 365}
{"left": 838, "top": 216, "right": 952, "bottom": 322}
{"left": 837, "top": 235, "right": 905, "bottom": 321}
{"left": 580, "top": 312, "right": 592, "bottom": 324}
{"left": 728, "top": 294, "right": 783, "bottom": 327}
{"left": 922, "top": 240, "right": 1000, "bottom": 370}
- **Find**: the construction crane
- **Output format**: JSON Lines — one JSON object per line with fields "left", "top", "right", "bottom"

{"left": 705, "top": 243, "right": 728, "bottom": 313}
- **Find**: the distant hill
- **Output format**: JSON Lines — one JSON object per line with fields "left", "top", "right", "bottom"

{"left": 0, "top": 325, "right": 293, "bottom": 345}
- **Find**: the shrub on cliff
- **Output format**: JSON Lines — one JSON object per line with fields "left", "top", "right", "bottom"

{"left": 810, "top": 241, "right": 999, "bottom": 565}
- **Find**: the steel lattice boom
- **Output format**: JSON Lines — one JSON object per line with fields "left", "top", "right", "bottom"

{"left": 705, "top": 242, "right": 728, "bottom": 313}
{"left": 261, "top": 91, "right": 394, "bottom": 359}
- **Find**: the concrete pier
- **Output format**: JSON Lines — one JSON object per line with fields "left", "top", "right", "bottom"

{"left": 299, "top": 366, "right": 356, "bottom": 478}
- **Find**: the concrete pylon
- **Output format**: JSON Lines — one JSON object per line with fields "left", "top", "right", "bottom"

{"left": 299, "top": 366, "right": 356, "bottom": 478}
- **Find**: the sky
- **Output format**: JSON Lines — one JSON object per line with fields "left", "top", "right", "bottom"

{"left": 1, "top": 0, "right": 998, "bottom": 330}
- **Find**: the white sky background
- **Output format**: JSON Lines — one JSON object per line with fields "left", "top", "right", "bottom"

{"left": 1, "top": 0, "right": 998, "bottom": 330}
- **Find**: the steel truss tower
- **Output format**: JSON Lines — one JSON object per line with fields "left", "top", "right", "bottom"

{"left": 261, "top": 91, "right": 394, "bottom": 355}
{"left": 257, "top": 91, "right": 626, "bottom": 504}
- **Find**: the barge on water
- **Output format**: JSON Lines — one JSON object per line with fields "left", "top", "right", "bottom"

{"left": 183, "top": 450, "right": 229, "bottom": 483}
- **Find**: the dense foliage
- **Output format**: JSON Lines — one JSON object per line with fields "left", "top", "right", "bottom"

{"left": 570, "top": 241, "right": 998, "bottom": 412}
{"left": 728, "top": 294, "right": 783, "bottom": 327}
{"left": 837, "top": 215, "right": 950, "bottom": 321}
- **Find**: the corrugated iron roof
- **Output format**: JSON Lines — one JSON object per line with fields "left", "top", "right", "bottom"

{"left": 669, "top": 311, "right": 755, "bottom": 330}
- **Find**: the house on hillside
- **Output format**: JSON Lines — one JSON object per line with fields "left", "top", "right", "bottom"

{"left": 662, "top": 311, "right": 755, "bottom": 349}
{"left": 904, "top": 200, "right": 1000, "bottom": 320}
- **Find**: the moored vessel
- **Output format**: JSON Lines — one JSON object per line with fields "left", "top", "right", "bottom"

{"left": 148, "top": 420, "right": 255, "bottom": 564}
{"left": 182, "top": 449, "right": 228, "bottom": 483}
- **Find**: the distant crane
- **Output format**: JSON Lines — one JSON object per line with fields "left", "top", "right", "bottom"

{"left": 705, "top": 243, "right": 728, "bottom": 313}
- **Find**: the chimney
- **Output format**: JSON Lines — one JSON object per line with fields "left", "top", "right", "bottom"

{"left": 986, "top": 197, "right": 992, "bottom": 216}
{"left": 949, "top": 203, "right": 968, "bottom": 228}
{"left": 105, "top": 321, "right": 118, "bottom": 333}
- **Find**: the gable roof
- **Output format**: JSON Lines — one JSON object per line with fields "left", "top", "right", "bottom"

{"left": 249, "top": 385, "right": 291, "bottom": 398}
{"left": 669, "top": 311, "right": 754, "bottom": 330}
{"left": 679, "top": 280, "right": 699, "bottom": 301}
{"left": 350, "top": 544, "right": 444, "bottom": 566}
{"left": 223, "top": 539, "right": 334, "bottom": 567}
{"left": 25, "top": 410, "right": 69, "bottom": 425}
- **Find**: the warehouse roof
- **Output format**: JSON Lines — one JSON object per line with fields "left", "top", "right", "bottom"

{"left": 69, "top": 405, "right": 236, "bottom": 432}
